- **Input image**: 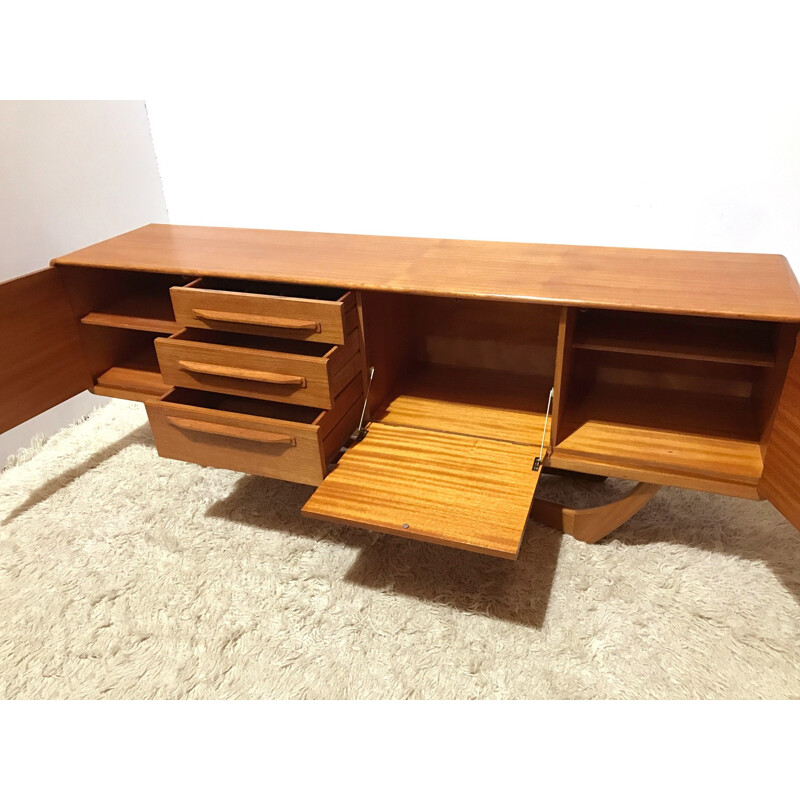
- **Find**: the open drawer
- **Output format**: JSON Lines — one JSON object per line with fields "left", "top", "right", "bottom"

{"left": 302, "top": 422, "right": 544, "bottom": 559}
{"left": 155, "top": 329, "right": 361, "bottom": 408}
{"left": 170, "top": 278, "right": 358, "bottom": 344}
{"left": 146, "top": 378, "right": 362, "bottom": 486}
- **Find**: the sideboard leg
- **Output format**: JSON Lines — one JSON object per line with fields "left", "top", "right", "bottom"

{"left": 530, "top": 482, "right": 661, "bottom": 543}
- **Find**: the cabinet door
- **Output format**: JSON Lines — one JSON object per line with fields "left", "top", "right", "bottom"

{"left": 303, "top": 422, "right": 543, "bottom": 559}
{"left": 0, "top": 267, "right": 92, "bottom": 434}
{"left": 760, "top": 332, "right": 800, "bottom": 530}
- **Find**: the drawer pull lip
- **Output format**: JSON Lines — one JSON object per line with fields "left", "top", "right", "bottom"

{"left": 194, "top": 308, "right": 321, "bottom": 332}
{"left": 177, "top": 360, "right": 307, "bottom": 387}
{"left": 166, "top": 416, "right": 296, "bottom": 446}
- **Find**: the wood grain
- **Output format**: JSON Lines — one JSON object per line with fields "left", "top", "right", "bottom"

{"left": 572, "top": 310, "right": 776, "bottom": 366}
{"left": 358, "top": 290, "right": 416, "bottom": 417}
{"left": 166, "top": 416, "right": 296, "bottom": 445}
{"left": 563, "top": 379, "right": 760, "bottom": 438}
{"left": 147, "top": 391, "right": 319, "bottom": 485}
{"left": 53, "top": 224, "right": 800, "bottom": 321}
{"left": 547, "top": 450, "right": 760, "bottom": 500}
{"left": 555, "top": 420, "right": 763, "bottom": 485}
{"left": 374, "top": 364, "right": 551, "bottom": 445}
{"left": 554, "top": 382, "right": 765, "bottom": 489}
{"left": 81, "top": 293, "right": 181, "bottom": 334}
{"left": 760, "top": 332, "right": 800, "bottom": 529}
{"left": 155, "top": 329, "right": 357, "bottom": 408}
{"left": 177, "top": 362, "right": 307, "bottom": 385}
{"left": 410, "top": 295, "right": 559, "bottom": 378}
{"left": 551, "top": 307, "right": 577, "bottom": 446}
{"left": 146, "top": 377, "right": 364, "bottom": 487}
{"left": 57, "top": 266, "right": 187, "bottom": 397}
{"left": 0, "top": 267, "right": 91, "bottom": 433}
{"left": 171, "top": 278, "right": 353, "bottom": 344}
{"left": 93, "top": 344, "right": 168, "bottom": 401}
{"left": 754, "top": 324, "right": 800, "bottom": 458}
{"left": 193, "top": 309, "right": 319, "bottom": 331}
{"left": 530, "top": 482, "right": 661, "bottom": 543}
{"left": 147, "top": 394, "right": 325, "bottom": 485}
{"left": 302, "top": 422, "right": 542, "bottom": 559}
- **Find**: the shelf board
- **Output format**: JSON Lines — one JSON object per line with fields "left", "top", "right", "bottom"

{"left": 555, "top": 385, "right": 763, "bottom": 486}
{"left": 572, "top": 312, "right": 775, "bottom": 367}
{"left": 82, "top": 294, "right": 181, "bottom": 334}
{"left": 93, "top": 348, "right": 169, "bottom": 402}
{"left": 373, "top": 364, "right": 552, "bottom": 445}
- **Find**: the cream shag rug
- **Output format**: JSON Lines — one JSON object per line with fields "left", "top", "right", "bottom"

{"left": 1, "top": 400, "right": 799, "bottom": 699}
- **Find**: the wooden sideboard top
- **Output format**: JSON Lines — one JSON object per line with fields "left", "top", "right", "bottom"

{"left": 52, "top": 223, "right": 800, "bottom": 321}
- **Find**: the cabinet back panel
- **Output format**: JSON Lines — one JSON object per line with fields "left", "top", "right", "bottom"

{"left": 411, "top": 296, "right": 560, "bottom": 379}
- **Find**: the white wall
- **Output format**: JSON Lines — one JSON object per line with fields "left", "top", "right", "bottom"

{"left": 146, "top": 4, "right": 799, "bottom": 279}
{"left": 0, "top": 101, "right": 168, "bottom": 463}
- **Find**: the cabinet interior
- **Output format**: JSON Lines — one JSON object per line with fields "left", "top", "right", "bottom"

{"left": 59, "top": 266, "right": 188, "bottom": 402}
{"left": 57, "top": 268, "right": 796, "bottom": 496}
{"left": 361, "top": 292, "right": 560, "bottom": 446}
{"left": 554, "top": 308, "right": 794, "bottom": 490}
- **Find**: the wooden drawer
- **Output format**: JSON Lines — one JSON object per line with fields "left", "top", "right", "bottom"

{"left": 170, "top": 278, "right": 357, "bottom": 344}
{"left": 155, "top": 329, "right": 361, "bottom": 409}
{"left": 146, "top": 377, "right": 363, "bottom": 486}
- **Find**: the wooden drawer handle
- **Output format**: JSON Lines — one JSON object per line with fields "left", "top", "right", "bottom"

{"left": 194, "top": 308, "right": 321, "bottom": 332}
{"left": 178, "top": 360, "right": 307, "bottom": 387}
{"left": 167, "top": 416, "right": 296, "bottom": 446}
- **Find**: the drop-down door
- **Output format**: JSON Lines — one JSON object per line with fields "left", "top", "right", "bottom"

{"left": 302, "top": 421, "right": 544, "bottom": 559}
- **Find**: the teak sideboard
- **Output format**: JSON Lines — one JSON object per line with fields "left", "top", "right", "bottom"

{"left": 2, "top": 224, "right": 800, "bottom": 558}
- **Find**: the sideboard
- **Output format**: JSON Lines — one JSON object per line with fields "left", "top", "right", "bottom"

{"left": 2, "top": 224, "right": 799, "bottom": 559}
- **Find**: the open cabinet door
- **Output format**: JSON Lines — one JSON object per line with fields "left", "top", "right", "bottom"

{"left": 760, "top": 332, "right": 800, "bottom": 530}
{"left": 0, "top": 267, "right": 92, "bottom": 434}
{"left": 302, "top": 422, "right": 543, "bottom": 559}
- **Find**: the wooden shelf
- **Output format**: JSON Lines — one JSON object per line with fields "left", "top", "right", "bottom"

{"left": 93, "top": 347, "right": 169, "bottom": 402}
{"left": 373, "top": 364, "right": 552, "bottom": 445}
{"left": 82, "top": 294, "right": 181, "bottom": 334}
{"left": 572, "top": 312, "right": 775, "bottom": 367}
{"left": 555, "top": 384, "right": 763, "bottom": 486}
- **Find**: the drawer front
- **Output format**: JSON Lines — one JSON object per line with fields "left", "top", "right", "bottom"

{"left": 170, "top": 281, "right": 356, "bottom": 344}
{"left": 155, "top": 336, "right": 358, "bottom": 408}
{"left": 146, "top": 398, "right": 327, "bottom": 486}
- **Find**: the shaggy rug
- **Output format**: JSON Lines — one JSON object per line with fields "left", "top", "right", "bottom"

{"left": 1, "top": 400, "right": 798, "bottom": 699}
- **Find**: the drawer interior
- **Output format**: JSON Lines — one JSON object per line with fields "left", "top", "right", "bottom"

{"left": 161, "top": 387, "right": 326, "bottom": 425}
{"left": 169, "top": 328, "right": 337, "bottom": 358}
{"left": 192, "top": 277, "right": 348, "bottom": 302}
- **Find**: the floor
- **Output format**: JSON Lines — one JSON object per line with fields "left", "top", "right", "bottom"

{"left": 0, "top": 400, "right": 798, "bottom": 699}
